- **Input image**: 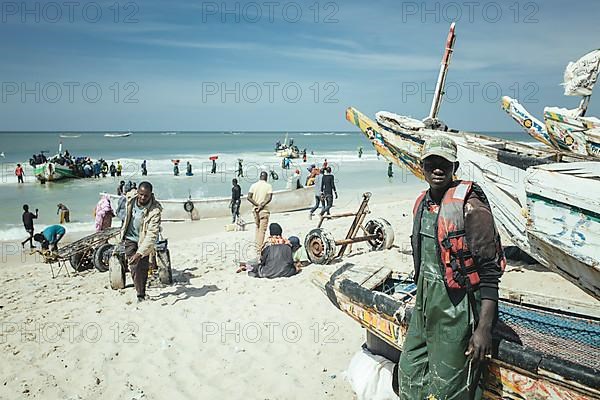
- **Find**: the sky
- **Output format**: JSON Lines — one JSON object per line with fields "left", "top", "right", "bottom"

{"left": 1, "top": 0, "right": 600, "bottom": 131}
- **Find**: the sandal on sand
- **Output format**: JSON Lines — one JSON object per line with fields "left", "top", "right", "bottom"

{"left": 236, "top": 263, "right": 247, "bottom": 273}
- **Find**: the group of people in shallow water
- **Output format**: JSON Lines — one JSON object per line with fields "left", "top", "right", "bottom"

{"left": 28, "top": 149, "right": 130, "bottom": 179}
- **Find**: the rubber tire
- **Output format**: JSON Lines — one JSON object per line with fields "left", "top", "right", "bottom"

{"left": 93, "top": 243, "right": 114, "bottom": 272}
{"left": 70, "top": 251, "right": 94, "bottom": 272}
{"left": 365, "top": 218, "right": 395, "bottom": 250}
{"left": 304, "top": 228, "right": 337, "bottom": 265}
{"left": 157, "top": 249, "right": 173, "bottom": 285}
{"left": 109, "top": 254, "right": 126, "bottom": 290}
{"left": 184, "top": 200, "right": 194, "bottom": 213}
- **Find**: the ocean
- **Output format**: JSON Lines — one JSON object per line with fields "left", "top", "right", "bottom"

{"left": 0, "top": 131, "right": 529, "bottom": 241}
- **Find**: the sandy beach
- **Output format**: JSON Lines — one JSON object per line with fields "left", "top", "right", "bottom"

{"left": 0, "top": 192, "right": 408, "bottom": 399}
{"left": 1, "top": 188, "right": 597, "bottom": 400}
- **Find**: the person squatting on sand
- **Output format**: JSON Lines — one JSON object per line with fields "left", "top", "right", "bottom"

{"left": 246, "top": 223, "right": 298, "bottom": 279}
{"left": 119, "top": 181, "right": 162, "bottom": 302}
{"left": 398, "top": 136, "right": 505, "bottom": 400}
{"left": 94, "top": 195, "right": 115, "bottom": 232}
{"left": 21, "top": 204, "right": 38, "bottom": 249}
{"left": 247, "top": 171, "right": 273, "bottom": 255}
{"left": 33, "top": 224, "right": 66, "bottom": 252}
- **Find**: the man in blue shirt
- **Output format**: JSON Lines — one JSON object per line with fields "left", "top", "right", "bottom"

{"left": 33, "top": 225, "right": 66, "bottom": 251}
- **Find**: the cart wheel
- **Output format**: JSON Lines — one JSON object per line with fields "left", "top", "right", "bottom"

{"left": 304, "top": 228, "right": 337, "bottom": 265}
{"left": 157, "top": 249, "right": 173, "bottom": 285}
{"left": 365, "top": 218, "right": 395, "bottom": 250}
{"left": 109, "top": 254, "right": 126, "bottom": 290}
{"left": 93, "top": 243, "right": 114, "bottom": 273}
{"left": 70, "top": 251, "right": 94, "bottom": 272}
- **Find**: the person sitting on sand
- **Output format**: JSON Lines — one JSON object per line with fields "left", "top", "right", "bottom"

{"left": 119, "top": 181, "right": 163, "bottom": 302}
{"left": 247, "top": 223, "right": 297, "bottom": 279}
{"left": 33, "top": 225, "right": 66, "bottom": 252}
{"left": 288, "top": 236, "right": 303, "bottom": 272}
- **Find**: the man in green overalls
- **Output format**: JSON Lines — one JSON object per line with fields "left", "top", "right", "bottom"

{"left": 398, "top": 136, "right": 505, "bottom": 400}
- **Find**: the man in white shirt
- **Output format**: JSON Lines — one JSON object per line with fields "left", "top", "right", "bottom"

{"left": 248, "top": 171, "right": 273, "bottom": 254}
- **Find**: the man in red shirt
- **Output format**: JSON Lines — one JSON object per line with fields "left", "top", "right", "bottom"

{"left": 15, "top": 164, "right": 24, "bottom": 184}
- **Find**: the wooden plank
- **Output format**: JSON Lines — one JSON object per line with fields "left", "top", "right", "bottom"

{"left": 499, "top": 287, "right": 600, "bottom": 319}
{"left": 360, "top": 267, "right": 392, "bottom": 290}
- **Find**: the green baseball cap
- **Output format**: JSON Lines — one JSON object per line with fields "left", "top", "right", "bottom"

{"left": 421, "top": 135, "right": 457, "bottom": 162}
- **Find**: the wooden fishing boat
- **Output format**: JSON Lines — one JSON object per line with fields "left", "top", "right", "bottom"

{"left": 32, "top": 142, "right": 81, "bottom": 182}
{"left": 33, "top": 161, "right": 79, "bottom": 182}
{"left": 347, "top": 107, "right": 600, "bottom": 299}
{"left": 275, "top": 133, "right": 300, "bottom": 158}
{"left": 502, "top": 49, "right": 600, "bottom": 158}
{"left": 103, "top": 186, "right": 315, "bottom": 221}
{"left": 502, "top": 97, "right": 600, "bottom": 158}
{"left": 345, "top": 22, "right": 600, "bottom": 300}
{"left": 104, "top": 132, "right": 132, "bottom": 138}
{"left": 311, "top": 263, "right": 600, "bottom": 399}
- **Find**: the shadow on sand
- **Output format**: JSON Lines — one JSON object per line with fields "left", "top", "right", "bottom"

{"left": 153, "top": 284, "right": 220, "bottom": 305}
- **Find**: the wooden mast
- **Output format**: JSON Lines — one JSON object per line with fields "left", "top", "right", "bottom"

{"left": 428, "top": 22, "right": 457, "bottom": 121}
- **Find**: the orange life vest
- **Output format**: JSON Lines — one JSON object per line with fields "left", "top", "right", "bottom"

{"left": 411, "top": 180, "right": 506, "bottom": 294}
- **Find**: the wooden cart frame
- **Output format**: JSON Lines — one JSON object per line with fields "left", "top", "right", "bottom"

{"left": 304, "top": 192, "right": 395, "bottom": 264}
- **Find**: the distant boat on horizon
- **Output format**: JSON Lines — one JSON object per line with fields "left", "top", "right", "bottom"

{"left": 59, "top": 133, "right": 81, "bottom": 138}
{"left": 104, "top": 132, "right": 133, "bottom": 138}
{"left": 161, "top": 132, "right": 177, "bottom": 136}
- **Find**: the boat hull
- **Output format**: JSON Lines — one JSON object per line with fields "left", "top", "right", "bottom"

{"left": 312, "top": 265, "right": 600, "bottom": 400}
{"left": 104, "top": 186, "right": 315, "bottom": 221}
{"left": 346, "top": 106, "right": 600, "bottom": 300}
{"left": 33, "top": 162, "right": 79, "bottom": 182}
{"left": 525, "top": 163, "right": 600, "bottom": 297}
{"left": 275, "top": 148, "right": 300, "bottom": 158}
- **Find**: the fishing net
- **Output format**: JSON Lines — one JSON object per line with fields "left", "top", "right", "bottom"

{"left": 496, "top": 302, "right": 600, "bottom": 370}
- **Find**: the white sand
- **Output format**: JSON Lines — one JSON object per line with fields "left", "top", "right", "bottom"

{"left": 0, "top": 191, "right": 595, "bottom": 399}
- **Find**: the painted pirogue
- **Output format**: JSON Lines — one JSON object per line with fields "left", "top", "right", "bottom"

{"left": 312, "top": 264, "right": 600, "bottom": 399}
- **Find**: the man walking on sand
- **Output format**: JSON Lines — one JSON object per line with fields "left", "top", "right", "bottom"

{"left": 120, "top": 181, "right": 162, "bottom": 302}
{"left": 248, "top": 171, "right": 273, "bottom": 254}
{"left": 21, "top": 204, "right": 38, "bottom": 249}
{"left": 398, "top": 136, "right": 505, "bottom": 400}
{"left": 320, "top": 167, "right": 337, "bottom": 216}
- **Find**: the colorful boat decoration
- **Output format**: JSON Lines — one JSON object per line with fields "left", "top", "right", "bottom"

{"left": 311, "top": 264, "right": 600, "bottom": 399}
{"left": 502, "top": 50, "right": 600, "bottom": 158}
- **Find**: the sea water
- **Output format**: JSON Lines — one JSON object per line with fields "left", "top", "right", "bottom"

{"left": 0, "top": 131, "right": 527, "bottom": 240}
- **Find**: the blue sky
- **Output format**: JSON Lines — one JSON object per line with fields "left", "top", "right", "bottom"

{"left": 1, "top": 0, "right": 599, "bottom": 131}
